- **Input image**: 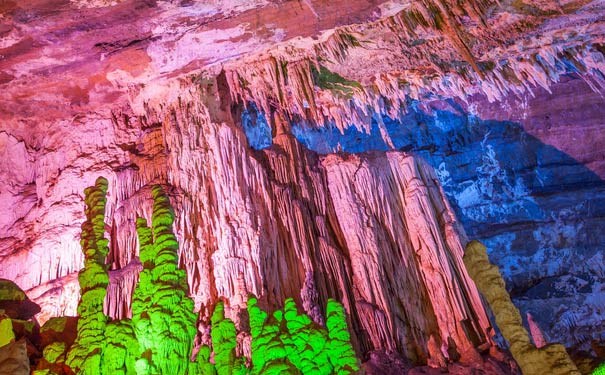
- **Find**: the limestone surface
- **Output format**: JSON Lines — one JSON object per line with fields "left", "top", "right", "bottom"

{"left": 0, "top": 0, "right": 604, "bottom": 370}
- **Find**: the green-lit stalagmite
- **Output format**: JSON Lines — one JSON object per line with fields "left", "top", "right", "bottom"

{"left": 247, "top": 296, "right": 358, "bottom": 375}
{"left": 594, "top": 363, "right": 605, "bottom": 375}
{"left": 189, "top": 345, "right": 217, "bottom": 375}
{"left": 43, "top": 180, "right": 361, "bottom": 374}
{"left": 102, "top": 320, "right": 139, "bottom": 375}
{"left": 63, "top": 177, "right": 141, "bottom": 375}
{"left": 325, "top": 299, "right": 358, "bottom": 375}
{"left": 463, "top": 240, "right": 580, "bottom": 375}
{"left": 65, "top": 177, "right": 111, "bottom": 374}
{"left": 131, "top": 185, "right": 198, "bottom": 375}
{"left": 210, "top": 301, "right": 248, "bottom": 375}
{"left": 281, "top": 298, "right": 328, "bottom": 375}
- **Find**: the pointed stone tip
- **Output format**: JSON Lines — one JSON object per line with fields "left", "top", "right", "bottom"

{"left": 135, "top": 217, "right": 148, "bottom": 227}
{"left": 465, "top": 240, "right": 486, "bottom": 253}
{"left": 94, "top": 177, "right": 109, "bottom": 190}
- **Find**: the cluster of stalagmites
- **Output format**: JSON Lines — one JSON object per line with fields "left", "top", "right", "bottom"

{"left": 0, "top": 177, "right": 358, "bottom": 375}
{"left": 1, "top": 178, "right": 604, "bottom": 374}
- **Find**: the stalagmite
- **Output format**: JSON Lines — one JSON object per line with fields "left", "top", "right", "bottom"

{"left": 65, "top": 177, "right": 111, "bottom": 375}
{"left": 527, "top": 313, "right": 547, "bottom": 349}
{"left": 131, "top": 186, "right": 197, "bottom": 375}
{"left": 1, "top": 0, "right": 604, "bottom": 372}
{"left": 463, "top": 240, "right": 580, "bottom": 375}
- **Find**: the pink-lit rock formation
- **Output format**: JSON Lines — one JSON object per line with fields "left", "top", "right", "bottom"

{"left": 527, "top": 313, "right": 547, "bottom": 349}
{"left": 120, "top": 82, "right": 495, "bottom": 363}
{"left": 1, "top": 0, "right": 604, "bottom": 370}
{"left": 0, "top": 74, "right": 495, "bottom": 365}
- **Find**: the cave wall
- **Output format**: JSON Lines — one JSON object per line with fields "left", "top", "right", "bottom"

{"left": 0, "top": 79, "right": 495, "bottom": 364}
{"left": 1, "top": 0, "right": 605, "bottom": 367}
{"left": 284, "top": 74, "right": 605, "bottom": 352}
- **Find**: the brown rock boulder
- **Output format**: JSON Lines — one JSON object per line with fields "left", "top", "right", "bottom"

{"left": 39, "top": 317, "right": 78, "bottom": 349}
{"left": 0, "top": 338, "right": 29, "bottom": 375}
{"left": 0, "top": 279, "right": 40, "bottom": 320}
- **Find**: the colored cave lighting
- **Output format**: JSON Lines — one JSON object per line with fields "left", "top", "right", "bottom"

{"left": 463, "top": 240, "right": 581, "bottom": 375}
{"left": 34, "top": 177, "right": 358, "bottom": 375}
{"left": 247, "top": 297, "right": 358, "bottom": 375}
{"left": 594, "top": 363, "right": 605, "bottom": 375}
{"left": 131, "top": 185, "right": 197, "bottom": 375}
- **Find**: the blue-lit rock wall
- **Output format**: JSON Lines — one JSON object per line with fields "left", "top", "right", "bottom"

{"left": 242, "top": 76, "right": 605, "bottom": 352}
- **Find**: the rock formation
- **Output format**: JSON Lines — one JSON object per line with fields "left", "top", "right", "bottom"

{"left": 463, "top": 240, "right": 580, "bottom": 375}
{"left": 65, "top": 177, "right": 111, "bottom": 374}
{"left": 0, "top": 280, "right": 42, "bottom": 374}
{"left": 0, "top": 279, "right": 40, "bottom": 321}
{"left": 0, "top": 338, "right": 29, "bottom": 375}
{"left": 27, "top": 178, "right": 363, "bottom": 374}
{"left": 131, "top": 185, "right": 197, "bottom": 375}
{"left": 128, "top": 82, "right": 495, "bottom": 365}
{"left": 0, "top": 0, "right": 604, "bottom": 371}
{"left": 527, "top": 313, "right": 547, "bottom": 349}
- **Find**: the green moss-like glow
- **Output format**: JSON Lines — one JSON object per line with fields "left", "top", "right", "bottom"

{"left": 65, "top": 177, "right": 110, "bottom": 375}
{"left": 132, "top": 185, "right": 197, "bottom": 375}
{"left": 593, "top": 363, "right": 605, "bottom": 375}
{"left": 247, "top": 296, "right": 358, "bottom": 375}
{"left": 42, "top": 179, "right": 360, "bottom": 375}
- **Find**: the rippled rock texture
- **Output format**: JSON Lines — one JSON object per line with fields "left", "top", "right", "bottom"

{"left": 288, "top": 74, "right": 605, "bottom": 354}
{"left": 1, "top": 0, "right": 605, "bottom": 370}
{"left": 13, "top": 81, "right": 499, "bottom": 365}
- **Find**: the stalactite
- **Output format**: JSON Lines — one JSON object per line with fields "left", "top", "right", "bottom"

{"left": 105, "top": 259, "right": 143, "bottom": 320}
{"left": 463, "top": 240, "right": 581, "bottom": 375}
{"left": 219, "top": 0, "right": 605, "bottom": 140}
{"left": 225, "top": 41, "right": 605, "bottom": 139}
{"left": 322, "top": 152, "right": 493, "bottom": 363}
{"left": 121, "top": 85, "right": 498, "bottom": 364}
{"left": 32, "top": 179, "right": 366, "bottom": 374}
